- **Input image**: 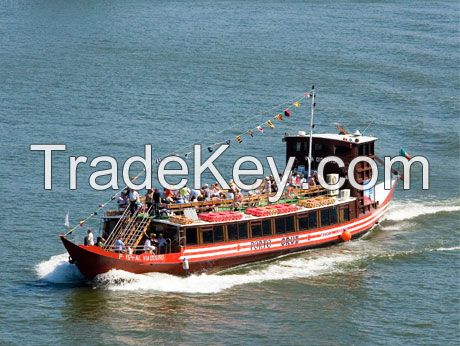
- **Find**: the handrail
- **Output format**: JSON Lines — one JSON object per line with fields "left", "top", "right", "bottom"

{"left": 104, "top": 204, "right": 145, "bottom": 249}
{"left": 104, "top": 205, "right": 131, "bottom": 246}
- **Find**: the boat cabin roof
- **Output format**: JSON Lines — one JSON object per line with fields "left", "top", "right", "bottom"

{"left": 284, "top": 133, "right": 377, "bottom": 144}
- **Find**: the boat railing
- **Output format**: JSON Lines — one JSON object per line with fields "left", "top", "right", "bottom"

{"left": 103, "top": 237, "right": 173, "bottom": 255}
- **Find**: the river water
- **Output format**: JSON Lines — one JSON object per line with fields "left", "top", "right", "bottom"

{"left": 0, "top": 1, "right": 459, "bottom": 345}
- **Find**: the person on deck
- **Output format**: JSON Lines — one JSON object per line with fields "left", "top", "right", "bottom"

{"left": 128, "top": 189, "right": 140, "bottom": 215}
{"left": 145, "top": 189, "right": 153, "bottom": 209}
{"left": 84, "top": 229, "right": 94, "bottom": 246}
{"left": 143, "top": 236, "right": 156, "bottom": 253}
{"left": 114, "top": 239, "right": 125, "bottom": 253}
{"left": 96, "top": 237, "right": 105, "bottom": 247}
{"left": 157, "top": 233, "right": 167, "bottom": 254}
{"left": 152, "top": 188, "right": 161, "bottom": 217}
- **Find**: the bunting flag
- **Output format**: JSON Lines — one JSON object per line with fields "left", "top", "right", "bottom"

{"left": 293, "top": 101, "right": 301, "bottom": 108}
{"left": 79, "top": 220, "right": 85, "bottom": 227}
{"left": 305, "top": 93, "right": 312, "bottom": 98}
{"left": 236, "top": 135, "right": 242, "bottom": 143}
{"left": 256, "top": 126, "right": 264, "bottom": 133}
{"left": 266, "top": 120, "right": 275, "bottom": 129}
{"left": 275, "top": 113, "right": 283, "bottom": 121}
{"left": 225, "top": 139, "right": 231, "bottom": 145}
{"left": 207, "top": 146, "right": 213, "bottom": 152}
{"left": 98, "top": 204, "right": 105, "bottom": 208}
{"left": 284, "top": 108, "right": 291, "bottom": 117}
{"left": 247, "top": 130, "right": 254, "bottom": 137}
{"left": 400, "top": 148, "right": 411, "bottom": 160}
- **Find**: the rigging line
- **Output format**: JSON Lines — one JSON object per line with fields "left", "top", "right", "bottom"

{"left": 65, "top": 91, "right": 308, "bottom": 235}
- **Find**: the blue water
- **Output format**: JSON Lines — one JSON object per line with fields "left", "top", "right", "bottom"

{"left": 0, "top": 1, "right": 459, "bottom": 345}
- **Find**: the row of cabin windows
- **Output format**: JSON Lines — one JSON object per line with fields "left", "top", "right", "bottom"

{"left": 358, "top": 143, "right": 374, "bottom": 156}
{"left": 185, "top": 206, "right": 350, "bottom": 245}
{"left": 293, "top": 142, "right": 325, "bottom": 153}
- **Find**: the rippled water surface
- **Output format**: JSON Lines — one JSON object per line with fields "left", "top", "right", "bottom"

{"left": 0, "top": 1, "right": 459, "bottom": 345}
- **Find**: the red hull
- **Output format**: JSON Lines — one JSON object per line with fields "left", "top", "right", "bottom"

{"left": 61, "top": 180, "right": 396, "bottom": 280}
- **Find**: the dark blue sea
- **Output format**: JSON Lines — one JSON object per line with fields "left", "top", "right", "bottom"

{"left": 0, "top": 1, "right": 459, "bottom": 345}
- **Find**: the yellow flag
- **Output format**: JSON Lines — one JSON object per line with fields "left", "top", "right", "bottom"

{"left": 236, "top": 135, "right": 242, "bottom": 143}
{"left": 293, "top": 101, "right": 301, "bottom": 108}
{"left": 266, "top": 120, "right": 275, "bottom": 129}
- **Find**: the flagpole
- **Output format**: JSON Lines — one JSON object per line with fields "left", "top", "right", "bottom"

{"left": 307, "top": 85, "right": 315, "bottom": 179}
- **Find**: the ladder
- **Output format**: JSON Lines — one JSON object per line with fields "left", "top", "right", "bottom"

{"left": 104, "top": 206, "right": 132, "bottom": 248}
{"left": 125, "top": 206, "right": 153, "bottom": 248}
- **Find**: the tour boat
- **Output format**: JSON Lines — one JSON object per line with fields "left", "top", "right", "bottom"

{"left": 60, "top": 130, "right": 399, "bottom": 279}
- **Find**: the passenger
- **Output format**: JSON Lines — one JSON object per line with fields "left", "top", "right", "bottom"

{"left": 270, "top": 175, "right": 278, "bottom": 193}
{"left": 210, "top": 184, "right": 220, "bottom": 199}
{"left": 153, "top": 188, "right": 161, "bottom": 217}
{"left": 163, "top": 188, "right": 174, "bottom": 204}
{"left": 117, "top": 191, "right": 128, "bottom": 209}
{"left": 202, "top": 184, "right": 210, "bottom": 200}
{"left": 157, "top": 233, "right": 167, "bottom": 254}
{"left": 84, "top": 229, "right": 94, "bottom": 246}
{"left": 179, "top": 186, "right": 190, "bottom": 202}
{"left": 143, "top": 236, "right": 156, "bottom": 253}
{"left": 128, "top": 189, "right": 141, "bottom": 215}
{"left": 150, "top": 233, "right": 159, "bottom": 248}
{"left": 190, "top": 188, "right": 201, "bottom": 202}
{"left": 114, "top": 239, "right": 125, "bottom": 253}
{"left": 96, "top": 237, "right": 105, "bottom": 247}
{"left": 145, "top": 189, "right": 153, "bottom": 209}
{"left": 264, "top": 177, "right": 272, "bottom": 195}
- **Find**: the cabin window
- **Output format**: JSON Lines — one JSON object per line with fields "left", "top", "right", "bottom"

{"left": 262, "top": 219, "right": 272, "bottom": 236}
{"left": 286, "top": 216, "right": 295, "bottom": 233}
{"left": 186, "top": 228, "right": 198, "bottom": 245}
{"left": 227, "top": 223, "right": 238, "bottom": 240}
{"left": 296, "top": 142, "right": 302, "bottom": 152}
{"left": 275, "top": 217, "right": 285, "bottom": 234}
{"left": 214, "top": 225, "right": 224, "bottom": 242}
{"left": 330, "top": 208, "right": 338, "bottom": 224}
{"left": 298, "top": 215, "right": 309, "bottom": 231}
{"left": 321, "top": 209, "right": 331, "bottom": 227}
{"left": 202, "top": 230, "right": 214, "bottom": 244}
{"left": 275, "top": 216, "right": 294, "bottom": 234}
{"left": 227, "top": 222, "right": 248, "bottom": 241}
{"left": 251, "top": 222, "right": 263, "bottom": 238}
{"left": 342, "top": 207, "right": 350, "bottom": 221}
{"left": 320, "top": 208, "right": 338, "bottom": 227}
{"left": 298, "top": 212, "right": 317, "bottom": 231}
{"left": 309, "top": 212, "right": 317, "bottom": 228}
{"left": 314, "top": 143, "right": 323, "bottom": 151}
{"left": 238, "top": 222, "right": 248, "bottom": 239}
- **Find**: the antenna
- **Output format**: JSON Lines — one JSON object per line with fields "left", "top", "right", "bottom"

{"left": 307, "top": 85, "right": 315, "bottom": 178}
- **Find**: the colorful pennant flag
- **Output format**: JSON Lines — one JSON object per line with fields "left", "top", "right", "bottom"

{"left": 275, "top": 114, "right": 283, "bottom": 121}
{"left": 236, "top": 135, "right": 242, "bottom": 143}
{"left": 305, "top": 93, "right": 311, "bottom": 98}
{"left": 246, "top": 130, "right": 254, "bottom": 137}
{"left": 293, "top": 101, "right": 301, "bottom": 108}
{"left": 79, "top": 220, "right": 85, "bottom": 227}
{"left": 284, "top": 108, "right": 291, "bottom": 117}
{"left": 257, "top": 126, "right": 264, "bottom": 133}
{"left": 266, "top": 120, "right": 275, "bottom": 129}
{"left": 225, "top": 139, "right": 231, "bottom": 145}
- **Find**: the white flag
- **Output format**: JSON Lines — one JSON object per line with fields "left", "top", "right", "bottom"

{"left": 64, "top": 211, "right": 70, "bottom": 228}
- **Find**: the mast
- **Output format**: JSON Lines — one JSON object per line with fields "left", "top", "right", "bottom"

{"left": 307, "top": 85, "right": 315, "bottom": 179}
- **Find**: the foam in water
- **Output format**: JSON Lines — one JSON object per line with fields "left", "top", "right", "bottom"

{"left": 383, "top": 200, "right": 460, "bottom": 222}
{"left": 94, "top": 253, "right": 360, "bottom": 293}
{"left": 35, "top": 253, "right": 84, "bottom": 284}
